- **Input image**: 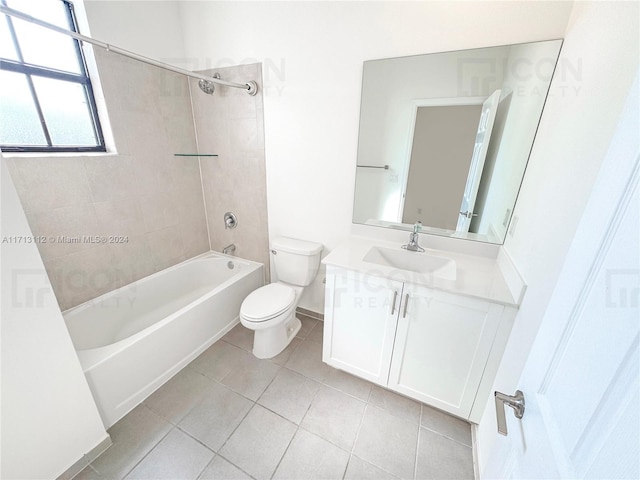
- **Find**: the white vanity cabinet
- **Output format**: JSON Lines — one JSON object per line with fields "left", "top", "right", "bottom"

{"left": 322, "top": 269, "right": 401, "bottom": 385}
{"left": 323, "top": 265, "right": 516, "bottom": 422}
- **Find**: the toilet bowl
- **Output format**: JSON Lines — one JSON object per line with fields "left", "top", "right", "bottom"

{"left": 240, "top": 237, "right": 322, "bottom": 359}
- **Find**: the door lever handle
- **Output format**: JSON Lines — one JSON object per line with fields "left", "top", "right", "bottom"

{"left": 459, "top": 211, "right": 479, "bottom": 219}
{"left": 495, "top": 390, "right": 525, "bottom": 436}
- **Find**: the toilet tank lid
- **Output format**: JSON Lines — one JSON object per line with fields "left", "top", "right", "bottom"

{"left": 272, "top": 236, "right": 323, "bottom": 255}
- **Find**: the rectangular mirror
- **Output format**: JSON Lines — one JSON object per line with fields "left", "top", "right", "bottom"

{"left": 353, "top": 39, "right": 563, "bottom": 244}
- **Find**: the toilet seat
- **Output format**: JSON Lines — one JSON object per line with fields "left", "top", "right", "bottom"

{"left": 240, "top": 283, "right": 295, "bottom": 322}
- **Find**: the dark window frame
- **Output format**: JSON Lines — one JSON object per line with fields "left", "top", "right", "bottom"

{"left": 0, "top": 0, "right": 106, "bottom": 153}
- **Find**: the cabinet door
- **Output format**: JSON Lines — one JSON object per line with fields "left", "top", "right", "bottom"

{"left": 388, "top": 283, "right": 504, "bottom": 419}
{"left": 323, "top": 268, "right": 402, "bottom": 386}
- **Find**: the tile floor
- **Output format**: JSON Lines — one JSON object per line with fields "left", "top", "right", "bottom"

{"left": 78, "top": 317, "right": 474, "bottom": 480}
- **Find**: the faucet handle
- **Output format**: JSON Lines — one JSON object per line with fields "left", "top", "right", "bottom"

{"left": 413, "top": 221, "right": 422, "bottom": 234}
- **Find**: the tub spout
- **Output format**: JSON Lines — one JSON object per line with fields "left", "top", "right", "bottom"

{"left": 223, "top": 244, "right": 236, "bottom": 255}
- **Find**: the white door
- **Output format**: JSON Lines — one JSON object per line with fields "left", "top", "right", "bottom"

{"left": 483, "top": 79, "right": 639, "bottom": 479}
{"left": 322, "top": 268, "right": 402, "bottom": 386}
{"left": 457, "top": 89, "right": 502, "bottom": 233}
{"left": 388, "top": 284, "right": 503, "bottom": 420}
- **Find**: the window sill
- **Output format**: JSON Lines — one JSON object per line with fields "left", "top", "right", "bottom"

{"left": 1, "top": 150, "right": 119, "bottom": 159}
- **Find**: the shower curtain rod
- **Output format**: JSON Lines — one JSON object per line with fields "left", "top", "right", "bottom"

{"left": 0, "top": 5, "right": 258, "bottom": 96}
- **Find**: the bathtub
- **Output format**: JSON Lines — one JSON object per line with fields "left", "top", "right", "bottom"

{"left": 63, "top": 252, "right": 263, "bottom": 428}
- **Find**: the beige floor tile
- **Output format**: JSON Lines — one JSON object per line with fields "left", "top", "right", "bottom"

{"left": 198, "top": 455, "right": 252, "bottom": 480}
{"left": 420, "top": 404, "right": 472, "bottom": 446}
{"left": 300, "top": 385, "right": 366, "bottom": 450}
{"left": 269, "top": 337, "right": 302, "bottom": 366}
{"left": 220, "top": 353, "right": 280, "bottom": 400}
{"left": 221, "top": 323, "right": 254, "bottom": 352}
{"left": 344, "top": 455, "right": 399, "bottom": 480}
{"left": 415, "top": 427, "right": 474, "bottom": 479}
{"left": 353, "top": 405, "right": 419, "bottom": 479}
{"left": 323, "top": 368, "right": 373, "bottom": 401}
{"left": 125, "top": 428, "right": 213, "bottom": 479}
{"left": 370, "top": 385, "right": 422, "bottom": 424}
{"left": 91, "top": 405, "right": 172, "bottom": 479}
{"left": 296, "top": 316, "right": 318, "bottom": 338}
{"left": 273, "top": 429, "right": 349, "bottom": 480}
{"left": 144, "top": 368, "right": 215, "bottom": 424}
{"left": 285, "top": 338, "right": 329, "bottom": 381}
{"left": 219, "top": 405, "right": 297, "bottom": 480}
{"left": 305, "top": 321, "right": 324, "bottom": 344}
{"left": 258, "top": 368, "right": 320, "bottom": 424}
{"left": 189, "top": 341, "right": 249, "bottom": 381}
{"left": 178, "top": 382, "right": 253, "bottom": 451}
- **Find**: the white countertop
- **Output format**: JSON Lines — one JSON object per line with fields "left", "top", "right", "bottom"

{"left": 322, "top": 236, "right": 523, "bottom": 307}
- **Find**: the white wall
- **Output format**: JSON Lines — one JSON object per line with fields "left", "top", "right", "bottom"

{"left": 173, "top": 0, "right": 572, "bottom": 312}
{"left": 1, "top": 157, "right": 109, "bottom": 479}
{"left": 476, "top": 40, "right": 563, "bottom": 239}
{"left": 82, "top": 0, "right": 187, "bottom": 63}
{"left": 476, "top": 1, "right": 639, "bottom": 475}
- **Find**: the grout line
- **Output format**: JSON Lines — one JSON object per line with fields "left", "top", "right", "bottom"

{"left": 195, "top": 456, "right": 216, "bottom": 480}
{"left": 414, "top": 407, "right": 423, "bottom": 480}
{"left": 420, "top": 425, "right": 473, "bottom": 448}
{"left": 215, "top": 453, "right": 258, "bottom": 480}
{"left": 117, "top": 412, "right": 175, "bottom": 480}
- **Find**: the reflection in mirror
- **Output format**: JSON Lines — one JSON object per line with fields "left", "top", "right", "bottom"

{"left": 353, "top": 40, "right": 563, "bottom": 244}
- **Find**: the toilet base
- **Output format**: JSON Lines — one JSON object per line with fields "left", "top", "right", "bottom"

{"left": 252, "top": 315, "right": 302, "bottom": 359}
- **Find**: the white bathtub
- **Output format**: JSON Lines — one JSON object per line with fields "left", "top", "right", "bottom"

{"left": 63, "top": 252, "right": 263, "bottom": 428}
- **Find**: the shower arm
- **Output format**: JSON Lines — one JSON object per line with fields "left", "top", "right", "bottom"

{"left": 0, "top": 5, "right": 258, "bottom": 96}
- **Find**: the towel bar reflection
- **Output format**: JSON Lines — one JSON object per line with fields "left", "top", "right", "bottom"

{"left": 356, "top": 164, "right": 390, "bottom": 170}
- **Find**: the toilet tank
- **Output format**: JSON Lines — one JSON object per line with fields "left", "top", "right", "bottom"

{"left": 271, "top": 236, "right": 323, "bottom": 286}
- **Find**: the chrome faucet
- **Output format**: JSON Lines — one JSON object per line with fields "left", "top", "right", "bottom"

{"left": 402, "top": 222, "right": 425, "bottom": 252}
{"left": 222, "top": 244, "right": 236, "bottom": 255}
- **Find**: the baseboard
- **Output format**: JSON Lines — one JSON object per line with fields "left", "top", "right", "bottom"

{"left": 471, "top": 424, "right": 480, "bottom": 480}
{"left": 296, "top": 306, "right": 324, "bottom": 321}
{"left": 56, "top": 435, "right": 112, "bottom": 480}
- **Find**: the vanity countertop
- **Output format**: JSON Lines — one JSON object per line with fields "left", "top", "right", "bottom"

{"left": 322, "top": 236, "right": 524, "bottom": 307}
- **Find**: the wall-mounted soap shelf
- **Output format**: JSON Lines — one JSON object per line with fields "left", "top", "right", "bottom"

{"left": 173, "top": 154, "right": 219, "bottom": 157}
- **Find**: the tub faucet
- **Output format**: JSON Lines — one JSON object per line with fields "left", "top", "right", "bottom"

{"left": 402, "top": 222, "right": 425, "bottom": 252}
{"left": 223, "top": 244, "right": 236, "bottom": 255}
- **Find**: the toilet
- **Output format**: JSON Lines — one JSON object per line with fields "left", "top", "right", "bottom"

{"left": 240, "top": 236, "right": 323, "bottom": 359}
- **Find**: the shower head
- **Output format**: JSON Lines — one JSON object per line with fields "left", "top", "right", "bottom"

{"left": 198, "top": 79, "right": 215, "bottom": 95}
{"left": 198, "top": 73, "right": 221, "bottom": 95}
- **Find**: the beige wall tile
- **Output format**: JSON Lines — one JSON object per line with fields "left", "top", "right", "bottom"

{"left": 7, "top": 56, "right": 266, "bottom": 310}
{"left": 8, "top": 52, "right": 209, "bottom": 310}
{"left": 193, "top": 63, "right": 270, "bottom": 278}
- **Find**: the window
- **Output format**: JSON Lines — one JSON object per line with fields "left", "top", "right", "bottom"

{"left": 0, "top": 0, "right": 105, "bottom": 152}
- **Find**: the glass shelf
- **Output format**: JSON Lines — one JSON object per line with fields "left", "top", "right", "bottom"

{"left": 173, "top": 153, "right": 218, "bottom": 157}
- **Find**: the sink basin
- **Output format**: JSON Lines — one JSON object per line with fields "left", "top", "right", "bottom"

{"left": 362, "top": 246, "right": 457, "bottom": 280}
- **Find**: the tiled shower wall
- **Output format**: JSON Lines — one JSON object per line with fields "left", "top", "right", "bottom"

{"left": 6, "top": 48, "right": 211, "bottom": 310}
{"left": 190, "top": 64, "right": 270, "bottom": 279}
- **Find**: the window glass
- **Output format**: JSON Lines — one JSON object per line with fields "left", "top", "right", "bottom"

{"left": 8, "top": 0, "right": 81, "bottom": 73}
{"left": 0, "top": 15, "right": 18, "bottom": 60}
{"left": 0, "top": 70, "right": 47, "bottom": 146}
{"left": 0, "top": 0, "right": 104, "bottom": 152}
{"left": 33, "top": 76, "right": 97, "bottom": 145}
